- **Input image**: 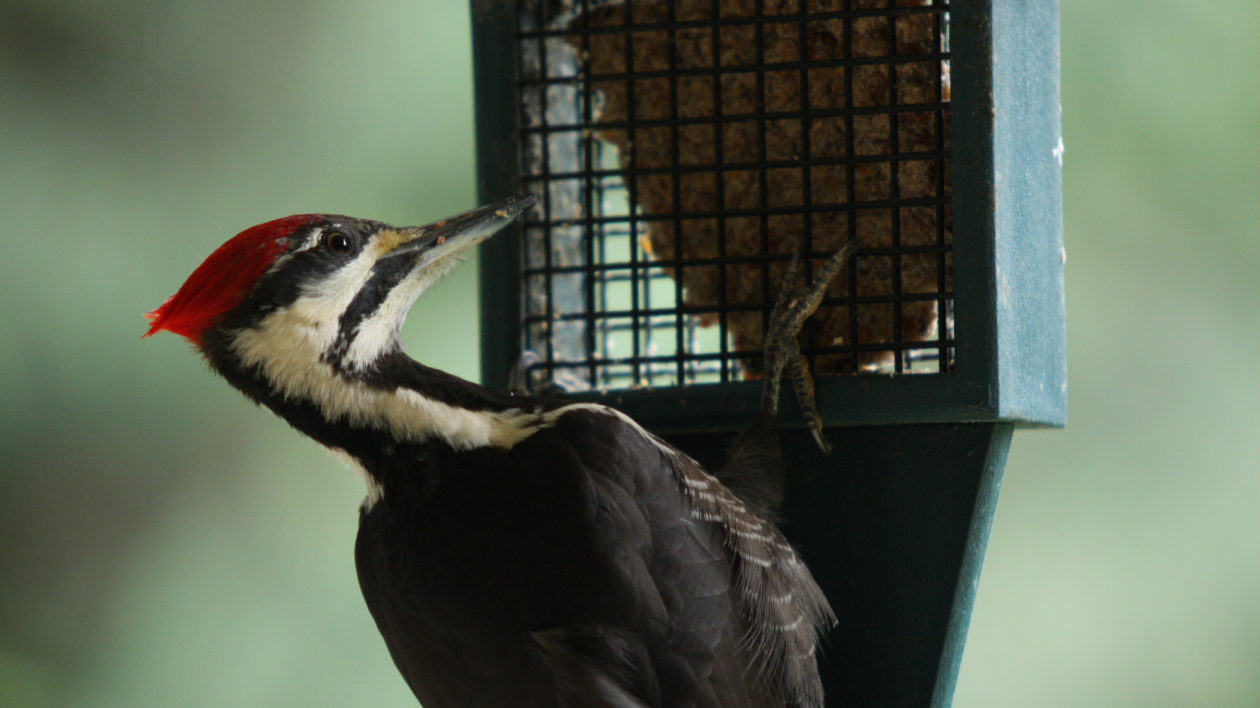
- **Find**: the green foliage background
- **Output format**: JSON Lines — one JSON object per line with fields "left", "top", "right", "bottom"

{"left": 2, "top": 2, "right": 1257, "bottom": 706}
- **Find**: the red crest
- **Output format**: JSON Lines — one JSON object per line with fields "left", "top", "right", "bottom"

{"left": 144, "top": 215, "right": 319, "bottom": 342}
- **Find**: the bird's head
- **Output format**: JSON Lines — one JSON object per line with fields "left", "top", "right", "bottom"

{"left": 145, "top": 195, "right": 534, "bottom": 379}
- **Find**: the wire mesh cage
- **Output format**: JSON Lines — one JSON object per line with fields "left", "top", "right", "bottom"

{"left": 476, "top": 0, "right": 1065, "bottom": 431}
{"left": 473, "top": 3, "right": 1064, "bottom": 703}
{"left": 512, "top": 0, "right": 953, "bottom": 395}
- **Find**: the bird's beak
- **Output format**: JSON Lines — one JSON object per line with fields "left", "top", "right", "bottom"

{"left": 383, "top": 194, "right": 535, "bottom": 267}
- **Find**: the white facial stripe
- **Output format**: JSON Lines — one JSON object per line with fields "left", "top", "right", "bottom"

{"left": 227, "top": 220, "right": 555, "bottom": 453}
{"left": 340, "top": 259, "right": 456, "bottom": 370}
{"left": 253, "top": 241, "right": 385, "bottom": 366}
{"left": 231, "top": 282, "right": 681, "bottom": 455}
{"left": 232, "top": 309, "right": 542, "bottom": 450}
{"left": 246, "top": 225, "right": 441, "bottom": 374}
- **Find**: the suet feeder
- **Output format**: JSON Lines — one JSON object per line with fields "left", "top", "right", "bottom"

{"left": 472, "top": 0, "right": 1063, "bottom": 705}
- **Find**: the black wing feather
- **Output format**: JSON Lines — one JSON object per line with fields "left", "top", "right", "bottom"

{"left": 354, "top": 406, "right": 830, "bottom": 707}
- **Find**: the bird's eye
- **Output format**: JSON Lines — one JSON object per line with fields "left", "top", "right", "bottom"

{"left": 324, "top": 230, "right": 353, "bottom": 255}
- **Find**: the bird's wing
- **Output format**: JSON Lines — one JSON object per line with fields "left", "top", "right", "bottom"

{"left": 672, "top": 419, "right": 837, "bottom": 708}
{"left": 516, "top": 405, "right": 812, "bottom": 707}
{"left": 535, "top": 404, "right": 835, "bottom": 707}
{"left": 352, "top": 403, "right": 828, "bottom": 707}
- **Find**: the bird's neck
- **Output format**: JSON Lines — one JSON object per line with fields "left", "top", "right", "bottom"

{"left": 206, "top": 332, "right": 546, "bottom": 464}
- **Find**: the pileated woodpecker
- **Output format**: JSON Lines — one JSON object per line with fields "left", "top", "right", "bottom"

{"left": 145, "top": 195, "right": 848, "bottom": 707}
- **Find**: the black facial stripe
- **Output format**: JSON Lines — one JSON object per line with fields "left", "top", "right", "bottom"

{"left": 324, "top": 255, "right": 416, "bottom": 371}
{"left": 220, "top": 242, "right": 338, "bottom": 332}
{"left": 214, "top": 216, "right": 383, "bottom": 336}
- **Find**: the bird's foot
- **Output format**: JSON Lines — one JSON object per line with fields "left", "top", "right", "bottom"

{"left": 761, "top": 240, "right": 859, "bottom": 454}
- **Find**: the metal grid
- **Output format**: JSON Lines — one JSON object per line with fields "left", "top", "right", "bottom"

{"left": 516, "top": 0, "right": 952, "bottom": 394}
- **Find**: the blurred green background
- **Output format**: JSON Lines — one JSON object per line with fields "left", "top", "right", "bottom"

{"left": 2, "top": 2, "right": 1256, "bottom": 706}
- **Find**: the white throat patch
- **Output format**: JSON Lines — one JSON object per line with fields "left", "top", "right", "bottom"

{"left": 232, "top": 314, "right": 542, "bottom": 451}
{"left": 226, "top": 229, "right": 539, "bottom": 446}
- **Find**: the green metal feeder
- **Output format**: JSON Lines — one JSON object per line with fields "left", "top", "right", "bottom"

{"left": 471, "top": 0, "right": 1063, "bottom": 705}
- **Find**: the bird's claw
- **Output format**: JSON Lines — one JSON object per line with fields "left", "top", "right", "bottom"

{"left": 760, "top": 240, "right": 859, "bottom": 452}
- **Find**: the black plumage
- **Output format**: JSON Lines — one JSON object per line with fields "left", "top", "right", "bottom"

{"left": 351, "top": 399, "right": 832, "bottom": 707}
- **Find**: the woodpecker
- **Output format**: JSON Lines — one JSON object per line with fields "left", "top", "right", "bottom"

{"left": 145, "top": 195, "right": 846, "bottom": 707}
